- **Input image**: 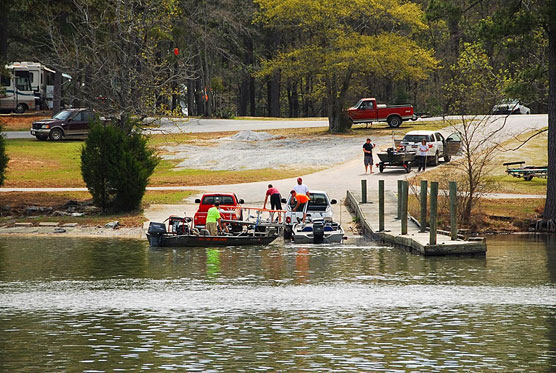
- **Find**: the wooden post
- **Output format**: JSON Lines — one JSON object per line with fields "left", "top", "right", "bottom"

{"left": 450, "top": 181, "right": 457, "bottom": 240}
{"left": 420, "top": 180, "right": 428, "bottom": 233}
{"left": 429, "top": 181, "right": 438, "bottom": 245}
{"left": 378, "top": 180, "right": 384, "bottom": 232}
{"left": 401, "top": 181, "right": 408, "bottom": 235}
{"left": 397, "top": 179, "right": 403, "bottom": 219}
{"left": 361, "top": 179, "right": 367, "bottom": 203}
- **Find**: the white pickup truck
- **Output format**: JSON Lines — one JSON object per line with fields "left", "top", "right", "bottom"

{"left": 281, "top": 190, "right": 337, "bottom": 239}
{"left": 400, "top": 130, "right": 461, "bottom": 165}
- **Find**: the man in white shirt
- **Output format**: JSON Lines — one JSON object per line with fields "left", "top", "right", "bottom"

{"left": 293, "top": 177, "right": 310, "bottom": 197}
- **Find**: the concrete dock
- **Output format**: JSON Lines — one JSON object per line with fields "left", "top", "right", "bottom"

{"left": 346, "top": 189, "right": 486, "bottom": 256}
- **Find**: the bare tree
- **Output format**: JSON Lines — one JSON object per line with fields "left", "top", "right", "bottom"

{"left": 38, "top": 0, "right": 193, "bottom": 127}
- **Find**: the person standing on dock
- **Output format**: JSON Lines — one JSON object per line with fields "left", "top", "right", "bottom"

{"left": 363, "top": 138, "right": 375, "bottom": 174}
{"left": 417, "top": 139, "right": 429, "bottom": 172}
{"left": 206, "top": 201, "right": 223, "bottom": 235}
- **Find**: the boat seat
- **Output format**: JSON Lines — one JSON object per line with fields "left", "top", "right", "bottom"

{"left": 200, "top": 229, "right": 210, "bottom": 236}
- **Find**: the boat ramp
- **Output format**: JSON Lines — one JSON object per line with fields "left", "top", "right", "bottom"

{"left": 346, "top": 180, "right": 486, "bottom": 256}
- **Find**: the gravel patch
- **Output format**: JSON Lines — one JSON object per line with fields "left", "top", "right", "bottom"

{"left": 160, "top": 130, "right": 360, "bottom": 170}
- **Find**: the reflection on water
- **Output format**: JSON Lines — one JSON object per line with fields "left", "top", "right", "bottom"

{"left": 1, "top": 235, "right": 555, "bottom": 371}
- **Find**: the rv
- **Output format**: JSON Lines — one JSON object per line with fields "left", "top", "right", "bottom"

{"left": 2, "top": 62, "right": 72, "bottom": 112}
{"left": 0, "top": 64, "right": 35, "bottom": 113}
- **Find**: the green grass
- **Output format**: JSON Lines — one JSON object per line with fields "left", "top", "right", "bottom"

{"left": 6, "top": 139, "right": 84, "bottom": 187}
{"left": 142, "top": 190, "right": 197, "bottom": 204}
{"left": 5, "top": 137, "right": 320, "bottom": 188}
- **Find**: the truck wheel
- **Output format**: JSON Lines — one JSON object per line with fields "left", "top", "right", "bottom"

{"left": 444, "top": 155, "right": 451, "bottom": 162}
{"left": 379, "top": 163, "right": 384, "bottom": 173}
{"left": 15, "top": 103, "right": 27, "bottom": 114}
{"left": 50, "top": 128, "right": 63, "bottom": 141}
{"left": 405, "top": 162, "right": 411, "bottom": 173}
{"left": 387, "top": 116, "right": 402, "bottom": 128}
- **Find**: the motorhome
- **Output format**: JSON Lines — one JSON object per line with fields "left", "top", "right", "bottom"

{"left": 3, "top": 62, "right": 72, "bottom": 112}
{"left": 0, "top": 64, "right": 34, "bottom": 113}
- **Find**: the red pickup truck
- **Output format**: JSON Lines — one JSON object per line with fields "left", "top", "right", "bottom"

{"left": 193, "top": 193, "right": 244, "bottom": 228}
{"left": 347, "top": 98, "right": 416, "bottom": 128}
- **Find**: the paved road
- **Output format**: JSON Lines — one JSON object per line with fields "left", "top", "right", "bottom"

{"left": 5, "top": 114, "right": 547, "bottom": 139}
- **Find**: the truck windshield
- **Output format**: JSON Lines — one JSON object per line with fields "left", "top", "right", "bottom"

{"left": 202, "top": 195, "right": 234, "bottom": 205}
{"left": 403, "top": 135, "right": 431, "bottom": 143}
{"left": 53, "top": 111, "right": 72, "bottom": 120}
{"left": 288, "top": 193, "right": 328, "bottom": 211}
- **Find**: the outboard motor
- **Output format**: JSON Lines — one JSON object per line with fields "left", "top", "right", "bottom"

{"left": 312, "top": 220, "right": 324, "bottom": 243}
{"left": 147, "top": 222, "right": 166, "bottom": 246}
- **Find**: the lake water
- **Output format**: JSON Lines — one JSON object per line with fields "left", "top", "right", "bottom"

{"left": 1, "top": 235, "right": 555, "bottom": 371}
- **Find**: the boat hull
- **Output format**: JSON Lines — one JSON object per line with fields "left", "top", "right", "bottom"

{"left": 147, "top": 233, "right": 279, "bottom": 247}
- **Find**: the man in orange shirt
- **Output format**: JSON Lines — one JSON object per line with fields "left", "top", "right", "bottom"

{"left": 291, "top": 190, "right": 310, "bottom": 223}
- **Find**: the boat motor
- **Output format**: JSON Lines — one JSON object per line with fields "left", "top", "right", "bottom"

{"left": 312, "top": 220, "right": 325, "bottom": 243}
{"left": 147, "top": 222, "right": 166, "bottom": 246}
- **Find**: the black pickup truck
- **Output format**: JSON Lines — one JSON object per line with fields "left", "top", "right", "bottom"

{"left": 30, "top": 108, "right": 96, "bottom": 141}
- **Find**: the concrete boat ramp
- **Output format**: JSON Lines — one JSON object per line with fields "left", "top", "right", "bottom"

{"left": 346, "top": 189, "right": 487, "bottom": 256}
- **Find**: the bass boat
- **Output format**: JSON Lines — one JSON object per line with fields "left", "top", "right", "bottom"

{"left": 147, "top": 215, "right": 280, "bottom": 247}
{"left": 291, "top": 218, "right": 344, "bottom": 244}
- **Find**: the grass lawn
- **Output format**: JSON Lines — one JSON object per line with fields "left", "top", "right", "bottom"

{"left": 410, "top": 128, "right": 547, "bottom": 195}
{"left": 5, "top": 138, "right": 319, "bottom": 188}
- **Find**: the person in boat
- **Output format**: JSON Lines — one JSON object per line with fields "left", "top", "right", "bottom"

{"left": 291, "top": 190, "right": 310, "bottom": 223}
{"left": 263, "top": 184, "right": 282, "bottom": 223}
{"left": 206, "top": 201, "right": 224, "bottom": 235}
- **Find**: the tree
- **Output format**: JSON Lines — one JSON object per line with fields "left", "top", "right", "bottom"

{"left": 475, "top": 0, "right": 556, "bottom": 227}
{"left": 443, "top": 42, "right": 505, "bottom": 224}
{"left": 37, "top": 0, "right": 192, "bottom": 125}
{"left": 0, "top": 126, "right": 9, "bottom": 187}
{"left": 255, "top": 0, "right": 437, "bottom": 132}
{"left": 81, "top": 122, "right": 158, "bottom": 213}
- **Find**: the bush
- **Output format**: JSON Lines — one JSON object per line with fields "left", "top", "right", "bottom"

{"left": 0, "top": 126, "right": 8, "bottom": 186}
{"left": 81, "top": 121, "right": 158, "bottom": 213}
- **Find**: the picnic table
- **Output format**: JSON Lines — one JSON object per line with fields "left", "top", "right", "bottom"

{"left": 503, "top": 161, "right": 547, "bottom": 181}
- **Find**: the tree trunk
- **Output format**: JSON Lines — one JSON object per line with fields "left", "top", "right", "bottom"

{"left": 0, "top": 1, "right": 7, "bottom": 62}
{"left": 187, "top": 79, "right": 194, "bottom": 116}
{"left": 238, "top": 79, "right": 249, "bottom": 116}
{"left": 327, "top": 71, "right": 353, "bottom": 133}
{"left": 544, "top": 21, "right": 556, "bottom": 219}
{"left": 249, "top": 76, "right": 256, "bottom": 116}
{"left": 53, "top": 71, "right": 62, "bottom": 115}
{"left": 287, "top": 82, "right": 299, "bottom": 117}
{"left": 267, "top": 71, "right": 280, "bottom": 117}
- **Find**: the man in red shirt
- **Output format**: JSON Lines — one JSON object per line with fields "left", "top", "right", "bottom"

{"left": 263, "top": 184, "right": 282, "bottom": 210}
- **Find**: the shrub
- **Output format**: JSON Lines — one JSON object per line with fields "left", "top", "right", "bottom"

{"left": 0, "top": 126, "right": 9, "bottom": 186}
{"left": 81, "top": 121, "right": 158, "bottom": 213}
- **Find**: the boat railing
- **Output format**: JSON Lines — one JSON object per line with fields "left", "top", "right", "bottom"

{"left": 221, "top": 206, "right": 285, "bottom": 228}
